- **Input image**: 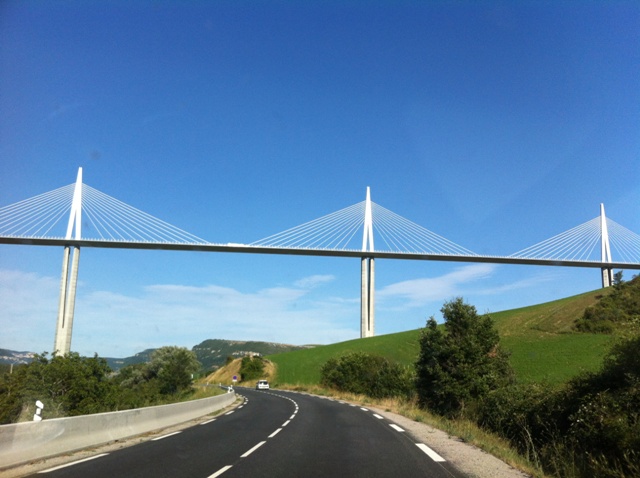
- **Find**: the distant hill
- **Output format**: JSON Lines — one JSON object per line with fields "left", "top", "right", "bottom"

{"left": 0, "top": 349, "right": 35, "bottom": 366}
{"left": 103, "top": 340, "right": 310, "bottom": 371}
{"left": 1, "top": 340, "right": 310, "bottom": 372}
{"left": 105, "top": 349, "right": 157, "bottom": 371}
{"left": 192, "top": 339, "right": 310, "bottom": 372}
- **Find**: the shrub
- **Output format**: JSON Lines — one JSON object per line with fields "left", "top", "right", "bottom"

{"left": 320, "top": 351, "right": 414, "bottom": 399}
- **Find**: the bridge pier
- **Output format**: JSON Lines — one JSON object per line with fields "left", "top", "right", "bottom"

{"left": 360, "top": 257, "right": 375, "bottom": 338}
{"left": 600, "top": 203, "right": 613, "bottom": 288}
{"left": 54, "top": 245, "right": 80, "bottom": 354}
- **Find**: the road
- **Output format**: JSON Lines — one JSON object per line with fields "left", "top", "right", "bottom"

{"left": 27, "top": 388, "right": 465, "bottom": 477}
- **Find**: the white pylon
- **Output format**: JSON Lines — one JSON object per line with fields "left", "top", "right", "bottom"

{"left": 362, "top": 187, "right": 374, "bottom": 252}
{"left": 54, "top": 168, "right": 83, "bottom": 355}
{"left": 361, "top": 187, "right": 375, "bottom": 338}
{"left": 600, "top": 203, "right": 613, "bottom": 288}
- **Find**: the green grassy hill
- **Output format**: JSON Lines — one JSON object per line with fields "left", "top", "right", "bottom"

{"left": 269, "top": 288, "right": 615, "bottom": 386}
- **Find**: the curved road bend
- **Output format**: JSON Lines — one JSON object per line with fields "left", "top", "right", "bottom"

{"left": 29, "top": 388, "right": 465, "bottom": 478}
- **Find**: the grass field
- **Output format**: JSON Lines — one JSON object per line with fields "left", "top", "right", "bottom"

{"left": 268, "top": 288, "right": 615, "bottom": 386}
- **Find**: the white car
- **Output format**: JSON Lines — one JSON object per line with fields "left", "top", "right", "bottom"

{"left": 256, "top": 380, "right": 269, "bottom": 390}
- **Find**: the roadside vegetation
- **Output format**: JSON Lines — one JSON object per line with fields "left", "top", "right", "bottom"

{"left": 0, "top": 346, "right": 214, "bottom": 424}
{"left": 269, "top": 274, "right": 640, "bottom": 478}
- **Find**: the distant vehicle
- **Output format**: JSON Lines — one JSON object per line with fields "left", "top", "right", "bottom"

{"left": 256, "top": 380, "right": 269, "bottom": 390}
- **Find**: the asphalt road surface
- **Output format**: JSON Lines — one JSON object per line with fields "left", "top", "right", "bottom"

{"left": 28, "top": 388, "right": 466, "bottom": 477}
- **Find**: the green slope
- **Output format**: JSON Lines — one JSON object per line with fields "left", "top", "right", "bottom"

{"left": 269, "top": 288, "right": 614, "bottom": 386}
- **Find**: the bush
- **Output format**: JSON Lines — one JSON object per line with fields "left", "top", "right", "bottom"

{"left": 240, "top": 356, "right": 265, "bottom": 382}
{"left": 320, "top": 351, "right": 414, "bottom": 399}
{"left": 575, "top": 275, "right": 640, "bottom": 333}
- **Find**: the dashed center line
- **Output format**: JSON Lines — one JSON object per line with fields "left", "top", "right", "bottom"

{"left": 241, "top": 441, "right": 266, "bottom": 458}
{"left": 269, "top": 428, "right": 283, "bottom": 438}
{"left": 208, "top": 465, "right": 233, "bottom": 477}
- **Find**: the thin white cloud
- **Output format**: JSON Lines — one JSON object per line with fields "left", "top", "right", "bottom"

{"left": 378, "top": 264, "right": 496, "bottom": 307}
{"left": 294, "top": 274, "right": 335, "bottom": 289}
{"left": 0, "top": 270, "right": 357, "bottom": 357}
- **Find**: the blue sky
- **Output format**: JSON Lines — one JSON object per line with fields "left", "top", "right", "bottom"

{"left": 1, "top": 1, "right": 638, "bottom": 357}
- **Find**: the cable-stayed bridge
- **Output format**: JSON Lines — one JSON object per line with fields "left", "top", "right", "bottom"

{"left": 2, "top": 168, "right": 639, "bottom": 354}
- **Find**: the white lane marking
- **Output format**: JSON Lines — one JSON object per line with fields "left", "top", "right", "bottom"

{"left": 201, "top": 418, "right": 217, "bottom": 425}
{"left": 269, "top": 428, "right": 283, "bottom": 438}
{"left": 360, "top": 407, "right": 369, "bottom": 411}
{"left": 416, "top": 443, "right": 446, "bottom": 462}
{"left": 208, "top": 465, "right": 233, "bottom": 477}
{"left": 282, "top": 420, "right": 291, "bottom": 427}
{"left": 389, "top": 424, "right": 405, "bottom": 432}
{"left": 290, "top": 414, "right": 296, "bottom": 419}
{"left": 225, "top": 411, "right": 235, "bottom": 415}
{"left": 38, "top": 454, "right": 109, "bottom": 473}
{"left": 152, "top": 431, "right": 181, "bottom": 441}
{"left": 349, "top": 404, "right": 357, "bottom": 407}
{"left": 373, "top": 414, "right": 384, "bottom": 419}
{"left": 241, "top": 441, "right": 266, "bottom": 457}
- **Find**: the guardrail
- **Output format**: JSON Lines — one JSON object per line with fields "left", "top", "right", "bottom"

{"left": 0, "top": 391, "right": 236, "bottom": 469}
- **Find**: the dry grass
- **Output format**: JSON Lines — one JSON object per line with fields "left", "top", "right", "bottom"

{"left": 202, "top": 358, "right": 276, "bottom": 387}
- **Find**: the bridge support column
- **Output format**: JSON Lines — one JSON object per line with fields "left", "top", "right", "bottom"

{"left": 601, "top": 268, "right": 613, "bottom": 288}
{"left": 54, "top": 245, "right": 80, "bottom": 355}
{"left": 360, "top": 257, "right": 374, "bottom": 338}
{"left": 600, "top": 203, "right": 613, "bottom": 288}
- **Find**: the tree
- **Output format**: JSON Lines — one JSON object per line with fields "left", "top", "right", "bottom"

{"left": 415, "top": 298, "right": 513, "bottom": 417}
{"left": 239, "top": 356, "right": 265, "bottom": 382}
{"left": 0, "top": 352, "right": 117, "bottom": 422}
{"left": 147, "top": 346, "right": 201, "bottom": 395}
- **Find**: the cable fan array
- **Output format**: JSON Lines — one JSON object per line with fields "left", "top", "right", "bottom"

{"left": 509, "top": 216, "right": 640, "bottom": 263}
{"left": 0, "top": 183, "right": 209, "bottom": 244}
{"left": 250, "top": 200, "right": 478, "bottom": 256}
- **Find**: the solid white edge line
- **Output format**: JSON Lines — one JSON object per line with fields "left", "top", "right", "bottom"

{"left": 389, "top": 424, "right": 405, "bottom": 432}
{"left": 208, "top": 465, "right": 233, "bottom": 477}
{"left": 151, "top": 431, "right": 182, "bottom": 441}
{"left": 373, "top": 414, "right": 384, "bottom": 419}
{"left": 38, "top": 453, "right": 109, "bottom": 473}
{"left": 241, "top": 441, "right": 266, "bottom": 458}
{"left": 269, "top": 428, "right": 283, "bottom": 438}
{"left": 416, "top": 443, "right": 447, "bottom": 462}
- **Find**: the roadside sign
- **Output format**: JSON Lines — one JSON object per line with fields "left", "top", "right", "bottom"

{"left": 232, "top": 375, "right": 237, "bottom": 383}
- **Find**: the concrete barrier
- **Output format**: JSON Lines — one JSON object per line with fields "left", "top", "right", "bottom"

{"left": 0, "top": 391, "right": 236, "bottom": 469}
